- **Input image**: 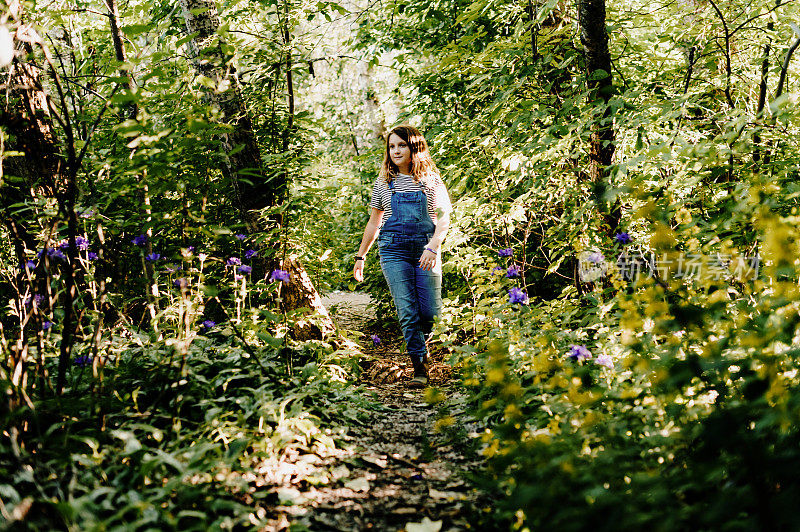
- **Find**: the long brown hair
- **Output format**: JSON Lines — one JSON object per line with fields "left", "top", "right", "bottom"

{"left": 380, "top": 125, "right": 440, "bottom": 184}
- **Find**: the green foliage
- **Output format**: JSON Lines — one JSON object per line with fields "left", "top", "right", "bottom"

{"left": 0, "top": 312, "right": 372, "bottom": 529}
{"left": 1, "top": 0, "right": 378, "bottom": 528}
{"left": 6, "top": 0, "right": 800, "bottom": 527}
{"left": 348, "top": 0, "right": 800, "bottom": 527}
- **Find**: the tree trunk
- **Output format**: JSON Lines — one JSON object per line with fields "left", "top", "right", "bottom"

{"left": 0, "top": 36, "right": 66, "bottom": 403}
{"left": 105, "top": 0, "right": 138, "bottom": 120}
{"left": 1, "top": 44, "right": 61, "bottom": 198}
{"left": 179, "top": 0, "right": 276, "bottom": 228}
{"left": 178, "top": 0, "right": 336, "bottom": 340}
{"left": 281, "top": 255, "right": 336, "bottom": 341}
{"left": 527, "top": 0, "right": 538, "bottom": 62}
{"left": 578, "top": 0, "right": 619, "bottom": 235}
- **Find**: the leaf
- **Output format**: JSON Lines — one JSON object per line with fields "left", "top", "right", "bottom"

{"left": 276, "top": 487, "right": 306, "bottom": 505}
{"left": 121, "top": 23, "right": 152, "bottom": 36}
{"left": 225, "top": 438, "right": 249, "bottom": 458}
{"left": 331, "top": 464, "right": 350, "bottom": 479}
{"left": 428, "top": 488, "right": 466, "bottom": 500}
{"left": 361, "top": 455, "right": 387, "bottom": 468}
{"left": 0, "top": 484, "right": 20, "bottom": 502}
{"left": 405, "top": 517, "right": 442, "bottom": 532}
{"left": 343, "top": 477, "right": 370, "bottom": 492}
{"left": 201, "top": 284, "right": 219, "bottom": 296}
{"left": 111, "top": 430, "right": 142, "bottom": 454}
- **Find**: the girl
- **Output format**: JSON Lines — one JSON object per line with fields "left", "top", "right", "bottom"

{"left": 353, "top": 125, "right": 452, "bottom": 388}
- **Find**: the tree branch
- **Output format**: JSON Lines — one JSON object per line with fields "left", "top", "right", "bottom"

{"left": 707, "top": 0, "right": 735, "bottom": 108}
{"left": 775, "top": 34, "right": 800, "bottom": 99}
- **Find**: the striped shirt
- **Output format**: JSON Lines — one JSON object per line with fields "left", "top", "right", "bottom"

{"left": 369, "top": 173, "right": 452, "bottom": 228}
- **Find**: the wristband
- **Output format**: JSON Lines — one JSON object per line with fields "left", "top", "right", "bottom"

{"left": 355, "top": 256, "right": 365, "bottom": 261}
{"left": 424, "top": 247, "right": 436, "bottom": 254}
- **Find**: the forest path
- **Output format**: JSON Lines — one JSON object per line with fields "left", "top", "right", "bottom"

{"left": 265, "top": 291, "right": 489, "bottom": 531}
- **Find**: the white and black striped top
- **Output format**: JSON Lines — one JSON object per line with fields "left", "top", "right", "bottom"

{"left": 369, "top": 173, "right": 452, "bottom": 227}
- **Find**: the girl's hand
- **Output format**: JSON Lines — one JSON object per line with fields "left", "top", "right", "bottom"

{"left": 419, "top": 249, "right": 436, "bottom": 271}
{"left": 353, "top": 260, "right": 365, "bottom": 282}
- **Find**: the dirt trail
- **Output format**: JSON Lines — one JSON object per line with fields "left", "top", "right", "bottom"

{"left": 267, "top": 291, "right": 489, "bottom": 531}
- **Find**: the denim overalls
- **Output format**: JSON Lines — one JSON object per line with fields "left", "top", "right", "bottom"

{"left": 378, "top": 179, "right": 443, "bottom": 364}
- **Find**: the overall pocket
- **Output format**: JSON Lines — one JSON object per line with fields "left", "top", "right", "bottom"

{"left": 396, "top": 194, "right": 424, "bottom": 222}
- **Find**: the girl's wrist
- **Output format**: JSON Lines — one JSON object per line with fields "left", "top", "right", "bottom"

{"left": 425, "top": 246, "right": 437, "bottom": 254}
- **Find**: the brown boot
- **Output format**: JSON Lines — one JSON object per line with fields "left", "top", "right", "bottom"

{"left": 409, "top": 357, "right": 428, "bottom": 388}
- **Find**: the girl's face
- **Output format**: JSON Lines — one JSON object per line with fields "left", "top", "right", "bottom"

{"left": 388, "top": 133, "right": 411, "bottom": 170}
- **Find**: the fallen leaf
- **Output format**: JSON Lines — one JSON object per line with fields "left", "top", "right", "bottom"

{"left": 405, "top": 517, "right": 442, "bottom": 532}
{"left": 344, "top": 477, "right": 370, "bottom": 492}
{"left": 276, "top": 487, "right": 306, "bottom": 506}
{"left": 428, "top": 488, "right": 466, "bottom": 501}
{"left": 362, "top": 455, "right": 388, "bottom": 468}
{"left": 331, "top": 464, "right": 350, "bottom": 480}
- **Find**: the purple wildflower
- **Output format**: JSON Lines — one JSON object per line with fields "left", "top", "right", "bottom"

{"left": 39, "top": 247, "right": 65, "bottom": 260}
{"left": 57, "top": 237, "right": 88, "bottom": 251}
{"left": 568, "top": 345, "right": 592, "bottom": 361}
{"left": 237, "top": 265, "right": 252, "bottom": 274}
{"left": 491, "top": 266, "right": 503, "bottom": 275}
{"left": 506, "top": 265, "right": 520, "bottom": 278}
{"left": 226, "top": 257, "right": 241, "bottom": 266}
{"left": 145, "top": 253, "right": 161, "bottom": 262}
{"left": 235, "top": 233, "right": 246, "bottom": 240}
{"left": 498, "top": 248, "right": 513, "bottom": 258}
{"left": 131, "top": 234, "right": 147, "bottom": 246}
{"left": 595, "top": 354, "right": 613, "bottom": 369}
{"left": 34, "top": 294, "right": 45, "bottom": 306}
{"left": 614, "top": 232, "right": 632, "bottom": 244}
{"left": 87, "top": 252, "right": 98, "bottom": 261}
{"left": 270, "top": 269, "right": 290, "bottom": 283}
{"left": 245, "top": 249, "right": 258, "bottom": 260}
{"left": 508, "top": 288, "right": 528, "bottom": 304}
{"left": 201, "top": 320, "right": 216, "bottom": 330}
{"left": 174, "top": 278, "right": 188, "bottom": 289}
{"left": 74, "top": 355, "right": 91, "bottom": 367}
{"left": 24, "top": 260, "right": 36, "bottom": 270}
{"left": 48, "top": 248, "right": 67, "bottom": 261}
{"left": 371, "top": 334, "right": 381, "bottom": 346}
{"left": 77, "top": 208, "right": 94, "bottom": 218}
{"left": 42, "top": 320, "right": 53, "bottom": 330}
{"left": 164, "top": 263, "right": 182, "bottom": 274}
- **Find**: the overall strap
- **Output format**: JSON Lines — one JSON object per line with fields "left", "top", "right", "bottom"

{"left": 388, "top": 179, "right": 395, "bottom": 194}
